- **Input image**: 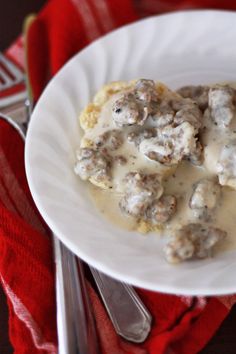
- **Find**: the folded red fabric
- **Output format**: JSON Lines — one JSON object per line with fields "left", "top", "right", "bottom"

{"left": 0, "top": 37, "right": 25, "bottom": 101}
{"left": 0, "top": 119, "right": 57, "bottom": 353}
{"left": 1, "top": 0, "right": 236, "bottom": 353}
{"left": 27, "top": 0, "right": 138, "bottom": 101}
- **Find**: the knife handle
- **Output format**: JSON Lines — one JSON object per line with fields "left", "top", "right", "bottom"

{"left": 90, "top": 267, "right": 152, "bottom": 343}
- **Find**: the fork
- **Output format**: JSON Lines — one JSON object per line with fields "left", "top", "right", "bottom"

{"left": 0, "top": 111, "right": 101, "bottom": 354}
{"left": 0, "top": 53, "right": 100, "bottom": 353}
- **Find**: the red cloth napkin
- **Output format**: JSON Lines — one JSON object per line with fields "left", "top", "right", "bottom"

{"left": 0, "top": 119, "right": 57, "bottom": 353}
{"left": 2, "top": 0, "right": 236, "bottom": 353}
{"left": 0, "top": 37, "right": 25, "bottom": 101}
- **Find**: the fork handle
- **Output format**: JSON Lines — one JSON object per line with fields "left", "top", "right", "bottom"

{"left": 90, "top": 267, "right": 152, "bottom": 343}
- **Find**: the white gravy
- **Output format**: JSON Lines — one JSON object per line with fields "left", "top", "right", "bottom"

{"left": 84, "top": 92, "right": 173, "bottom": 192}
{"left": 87, "top": 83, "right": 236, "bottom": 253}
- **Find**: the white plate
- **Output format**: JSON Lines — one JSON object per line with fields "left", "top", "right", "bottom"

{"left": 25, "top": 10, "right": 236, "bottom": 296}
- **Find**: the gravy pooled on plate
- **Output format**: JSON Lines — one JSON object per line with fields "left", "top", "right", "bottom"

{"left": 74, "top": 79, "right": 236, "bottom": 263}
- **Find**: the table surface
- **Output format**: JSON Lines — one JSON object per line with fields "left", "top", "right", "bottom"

{"left": 1, "top": 1, "right": 236, "bottom": 353}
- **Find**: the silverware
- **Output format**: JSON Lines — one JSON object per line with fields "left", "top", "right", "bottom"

{"left": 0, "top": 112, "right": 101, "bottom": 354}
{"left": 0, "top": 52, "right": 152, "bottom": 350}
{"left": 0, "top": 52, "right": 101, "bottom": 352}
{"left": 91, "top": 267, "right": 152, "bottom": 343}
{"left": 55, "top": 240, "right": 100, "bottom": 354}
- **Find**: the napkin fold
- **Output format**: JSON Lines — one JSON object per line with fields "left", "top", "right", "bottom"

{"left": 1, "top": 0, "right": 236, "bottom": 353}
{"left": 0, "top": 119, "right": 57, "bottom": 353}
{"left": 0, "top": 37, "right": 25, "bottom": 103}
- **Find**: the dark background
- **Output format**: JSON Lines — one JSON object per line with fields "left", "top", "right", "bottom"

{"left": 0, "top": 1, "right": 236, "bottom": 353}
{"left": 0, "top": 0, "right": 47, "bottom": 50}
